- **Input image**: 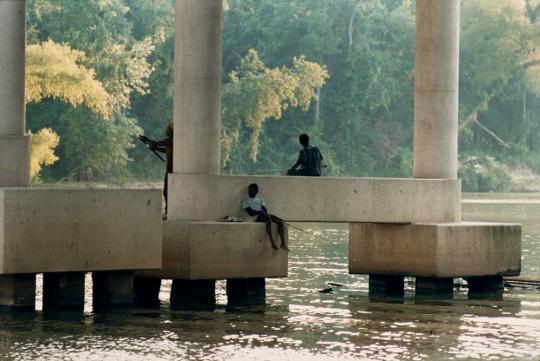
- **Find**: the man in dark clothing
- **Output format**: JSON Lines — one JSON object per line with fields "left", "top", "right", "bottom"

{"left": 287, "top": 133, "right": 324, "bottom": 176}
{"left": 138, "top": 122, "right": 173, "bottom": 214}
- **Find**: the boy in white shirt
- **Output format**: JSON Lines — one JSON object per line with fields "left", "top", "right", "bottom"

{"left": 243, "top": 183, "right": 288, "bottom": 251}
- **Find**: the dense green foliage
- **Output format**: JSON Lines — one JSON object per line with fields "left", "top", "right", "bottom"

{"left": 25, "top": 0, "right": 540, "bottom": 191}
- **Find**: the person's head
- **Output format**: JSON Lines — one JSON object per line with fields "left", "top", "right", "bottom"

{"left": 299, "top": 133, "right": 310, "bottom": 146}
{"left": 248, "top": 183, "right": 259, "bottom": 197}
{"left": 165, "top": 122, "right": 174, "bottom": 138}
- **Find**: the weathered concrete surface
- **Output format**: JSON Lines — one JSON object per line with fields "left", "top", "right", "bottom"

{"left": 174, "top": 0, "right": 222, "bottom": 174}
{"left": 168, "top": 174, "right": 461, "bottom": 223}
{"left": 0, "top": 188, "right": 162, "bottom": 274}
{"left": 0, "top": 0, "right": 26, "bottom": 136}
{"left": 349, "top": 222, "right": 521, "bottom": 278}
{"left": 137, "top": 221, "right": 288, "bottom": 280}
{"left": 413, "top": 0, "right": 460, "bottom": 179}
{"left": 0, "top": 135, "right": 31, "bottom": 187}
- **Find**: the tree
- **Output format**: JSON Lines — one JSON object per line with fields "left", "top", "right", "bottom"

{"left": 222, "top": 49, "right": 329, "bottom": 167}
{"left": 26, "top": 39, "right": 113, "bottom": 180}
{"left": 27, "top": 0, "right": 155, "bottom": 181}
{"left": 26, "top": 40, "right": 111, "bottom": 117}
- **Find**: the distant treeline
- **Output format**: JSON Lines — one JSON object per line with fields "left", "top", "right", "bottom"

{"left": 26, "top": 0, "right": 540, "bottom": 191}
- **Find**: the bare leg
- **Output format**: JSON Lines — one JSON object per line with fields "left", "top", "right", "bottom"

{"left": 258, "top": 214, "right": 279, "bottom": 250}
{"left": 163, "top": 173, "right": 168, "bottom": 218}
{"left": 270, "top": 215, "right": 288, "bottom": 251}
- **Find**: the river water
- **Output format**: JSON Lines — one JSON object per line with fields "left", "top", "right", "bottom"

{"left": 1, "top": 198, "right": 539, "bottom": 360}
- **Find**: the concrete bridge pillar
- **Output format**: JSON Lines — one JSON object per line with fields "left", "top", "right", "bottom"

{"left": 173, "top": 0, "right": 222, "bottom": 175}
{"left": 367, "top": 0, "right": 461, "bottom": 295}
{"left": 0, "top": 0, "right": 31, "bottom": 186}
{"left": 413, "top": 0, "right": 460, "bottom": 180}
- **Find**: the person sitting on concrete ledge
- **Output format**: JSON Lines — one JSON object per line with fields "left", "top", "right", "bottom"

{"left": 243, "top": 183, "right": 288, "bottom": 251}
{"left": 287, "top": 133, "right": 324, "bottom": 176}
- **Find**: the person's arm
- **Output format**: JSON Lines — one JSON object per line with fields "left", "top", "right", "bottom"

{"left": 288, "top": 150, "right": 305, "bottom": 172}
{"left": 138, "top": 136, "right": 171, "bottom": 153}
{"left": 151, "top": 138, "right": 172, "bottom": 153}
{"left": 244, "top": 207, "right": 260, "bottom": 216}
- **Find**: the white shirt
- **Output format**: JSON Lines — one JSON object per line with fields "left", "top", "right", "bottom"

{"left": 242, "top": 196, "right": 265, "bottom": 221}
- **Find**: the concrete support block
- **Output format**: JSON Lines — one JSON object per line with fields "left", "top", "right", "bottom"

{"left": 349, "top": 222, "right": 521, "bottom": 278}
{"left": 134, "top": 277, "right": 161, "bottom": 308}
{"left": 43, "top": 272, "right": 85, "bottom": 312}
{"left": 0, "top": 135, "right": 30, "bottom": 187}
{"left": 0, "top": 188, "right": 162, "bottom": 274}
{"left": 92, "top": 271, "right": 134, "bottom": 311}
{"left": 136, "top": 221, "right": 288, "bottom": 280}
{"left": 227, "top": 278, "right": 266, "bottom": 306}
{"left": 416, "top": 277, "right": 454, "bottom": 297}
{"left": 368, "top": 275, "right": 404, "bottom": 298}
{"left": 170, "top": 279, "right": 215, "bottom": 310}
{"left": 0, "top": 274, "right": 35, "bottom": 310}
{"left": 168, "top": 174, "right": 461, "bottom": 223}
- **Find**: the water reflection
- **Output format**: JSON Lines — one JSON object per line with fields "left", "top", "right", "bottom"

{"left": 0, "top": 223, "right": 539, "bottom": 360}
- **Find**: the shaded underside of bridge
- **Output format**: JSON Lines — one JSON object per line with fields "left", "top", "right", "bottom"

{"left": 0, "top": 0, "right": 522, "bottom": 310}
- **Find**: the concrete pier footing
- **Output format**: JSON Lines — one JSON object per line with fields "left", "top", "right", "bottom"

{"left": 170, "top": 279, "right": 216, "bottom": 310}
{"left": 136, "top": 221, "right": 288, "bottom": 280}
{"left": 0, "top": 274, "right": 36, "bottom": 310}
{"left": 368, "top": 275, "right": 404, "bottom": 298}
{"left": 134, "top": 277, "right": 161, "bottom": 308}
{"left": 416, "top": 277, "right": 454, "bottom": 297}
{"left": 349, "top": 222, "right": 521, "bottom": 278}
{"left": 43, "top": 272, "right": 85, "bottom": 311}
{"left": 92, "top": 271, "right": 134, "bottom": 311}
{"left": 227, "top": 278, "right": 266, "bottom": 306}
{"left": 467, "top": 276, "right": 504, "bottom": 292}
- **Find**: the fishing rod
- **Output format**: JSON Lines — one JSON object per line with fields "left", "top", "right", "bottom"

{"left": 248, "top": 168, "right": 290, "bottom": 176}
{"left": 137, "top": 136, "right": 165, "bottom": 162}
{"left": 284, "top": 222, "right": 335, "bottom": 243}
{"left": 249, "top": 165, "right": 328, "bottom": 176}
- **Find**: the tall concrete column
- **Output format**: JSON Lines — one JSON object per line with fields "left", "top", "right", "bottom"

{"left": 0, "top": 0, "right": 31, "bottom": 186}
{"left": 413, "top": 0, "right": 460, "bottom": 179}
{"left": 174, "top": 0, "right": 222, "bottom": 175}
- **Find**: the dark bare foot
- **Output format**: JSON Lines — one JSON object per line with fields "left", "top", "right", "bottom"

{"left": 280, "top": 243, "right": 289, "bottom": 252}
